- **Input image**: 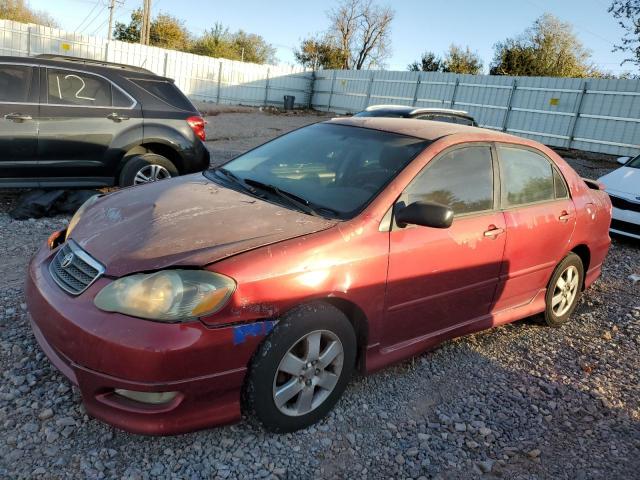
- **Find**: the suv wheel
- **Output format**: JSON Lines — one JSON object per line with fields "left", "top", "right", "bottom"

{"left": 243, "top": 303, "right": 356, "bottom": 433}
{"left": 119, "top": 153, "right": 178, "bottom": 187}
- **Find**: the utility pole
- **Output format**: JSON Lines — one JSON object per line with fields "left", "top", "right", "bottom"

{"left": 140, "top": 0, "right": 152, "bottom": 45}
{"left": 106, "top": 0, "right": 116, "bottom": 41}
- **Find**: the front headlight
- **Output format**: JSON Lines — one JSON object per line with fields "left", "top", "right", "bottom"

{"left": 66, "top": 194, "right": 100, "bottom": 240}
{"left": 94, "top": 270, "right": 236, "bottom": 322}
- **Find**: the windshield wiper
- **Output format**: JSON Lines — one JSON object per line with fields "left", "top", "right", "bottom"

{"left": 243, "top": 178, "right": 339, "bottom": 218}
{"left": 213, "top": 167, "right": 254, "bottom": 194}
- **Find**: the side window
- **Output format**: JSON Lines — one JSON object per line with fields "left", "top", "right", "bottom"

{"left": 553, "top": 168, "right": 569, "bottom": 198}
{"left": 47, "top": 69, "right": 112, "bottom": 107}
{"left": 405, "top": 146, "right": 494, "bottom": 215}
{"left": 499, "top": 147, "right": 555, "bottom": 206}
{"left": 0, "top": 65, "right": 32, "bottom": 102}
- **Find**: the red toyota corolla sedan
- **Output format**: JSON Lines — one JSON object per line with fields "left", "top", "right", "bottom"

{"left": 26, "top": 118, "right": 612, "bottom": 435}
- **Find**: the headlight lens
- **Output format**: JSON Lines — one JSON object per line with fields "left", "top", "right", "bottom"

{"left": 94, "top": 270, "right": 236, "bottom": 322}
{"left": 66, "top": 194, "right": 100, "bottom": 240}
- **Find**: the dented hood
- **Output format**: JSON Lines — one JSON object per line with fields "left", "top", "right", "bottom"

{"left": 70, "top": 174, "right": 337, "bottom": 277}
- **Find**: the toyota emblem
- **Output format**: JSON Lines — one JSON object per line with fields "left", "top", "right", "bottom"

{"left": 60, "top": 253, "right": 75, "bottom": 268}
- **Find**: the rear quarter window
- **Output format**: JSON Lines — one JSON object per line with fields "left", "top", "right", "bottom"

{"left": 130, "top": 79, "right": 194, "bottom": 111}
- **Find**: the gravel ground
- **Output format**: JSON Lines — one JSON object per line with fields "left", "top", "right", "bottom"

{"left": 0, "top": 111, "right": 638, "bottom": 479}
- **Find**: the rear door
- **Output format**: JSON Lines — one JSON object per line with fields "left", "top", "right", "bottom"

{"left": 0, "top": 63, "right": 39, "bottom": 183}
{"left": 37, "top": 67, "right": 142, "bottom": 186}
{"left": 493, "top": 145, "right": 576, "bottom": 310}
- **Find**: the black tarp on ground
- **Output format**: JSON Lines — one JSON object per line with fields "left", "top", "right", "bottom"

{"left": 9, "top": 189, "right": 100, "bottom": 220}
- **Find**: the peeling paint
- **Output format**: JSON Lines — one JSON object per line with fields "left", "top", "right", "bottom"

{"left": 233, "top": 320, "right": 276, "bottom": 345}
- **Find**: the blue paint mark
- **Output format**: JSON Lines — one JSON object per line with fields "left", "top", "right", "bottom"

{"left": 233, "top": 320, "right": 276, "bottom": 345}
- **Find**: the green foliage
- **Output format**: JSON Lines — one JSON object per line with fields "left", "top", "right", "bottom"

{"left": 408, "top": 51, "right": 443, "bottom": 72}
{"left": 190, "top": 23, "right": 276, "bottom": 64}
{"left": 491, "top": 13, "right": 598, "bottom": 77}
{"left": 114, "top": 12, "right": 275, "bottom": 64}
{"left": 442, "top": 45, "right": 483, "bottom": 74}
{"left": 114, "top": 9, "right": 189, "bottom": 50}
{"left": 294, "top": 36, "right": 348, "bottom": 69}
{"left": 609, "top": 0, "right": 640, "bottom": 68}
{"left": 0, "top": 0, "right": 57, "bottom": 26}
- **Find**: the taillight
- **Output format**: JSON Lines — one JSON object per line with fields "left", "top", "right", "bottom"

{"left": 187, "top": 116, "right": 206, "bottom": 141}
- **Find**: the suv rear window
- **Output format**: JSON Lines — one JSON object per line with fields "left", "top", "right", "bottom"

{"left": 130, "top": 79, "right": 194, "bottom": 111}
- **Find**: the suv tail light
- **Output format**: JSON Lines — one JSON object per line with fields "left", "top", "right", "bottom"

{"left": 187, "top": 116, "right": 206, "bottom": 141}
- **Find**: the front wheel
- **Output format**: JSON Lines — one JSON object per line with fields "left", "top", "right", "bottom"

{"left": 119, "top": 153, "right": 178, "bottom": 187}
{"left": 544, "top": 253, "right": 584, "bottom": 327}
{"left": 243, "top": 303, "right": 356, "bottom": 433}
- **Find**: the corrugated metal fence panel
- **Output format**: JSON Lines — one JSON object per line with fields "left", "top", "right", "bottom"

{"left": 1, "top": 19, "right": 639, "bottom": 156}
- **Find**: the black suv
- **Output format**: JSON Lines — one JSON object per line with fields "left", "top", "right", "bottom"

{"left": 0, "top": 55, "right": 210, "bottom": 187}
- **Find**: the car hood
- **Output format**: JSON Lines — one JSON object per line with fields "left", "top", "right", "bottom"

{"left": 598, "top": 166, "right": 640, "bottom": 198}
{"left": 70, "top": 174, "right": 338, "bottom": 277}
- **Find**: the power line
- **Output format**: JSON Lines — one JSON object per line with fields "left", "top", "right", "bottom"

{"left": 74, "top": 0, "right": 102, "bottom": 33}
{"left": 79, "top": 3, "right": 109, "bottom": 35}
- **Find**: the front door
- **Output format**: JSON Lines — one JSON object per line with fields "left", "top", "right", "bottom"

{"left": 0, "top": 63, "right": 39, "bottom": 184}
{"left": 384, "top": 144, "right": 506, "bottom": 348}
{"left": 37, "top": 67, "right": 142, "bottom": 186}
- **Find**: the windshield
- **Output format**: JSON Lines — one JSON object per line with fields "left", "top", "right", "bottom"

{"left": 207, "top": 123, "right": 429, "bottom": 219}
{"left": 627, "top": 155, "right": 640, "bottom": 168}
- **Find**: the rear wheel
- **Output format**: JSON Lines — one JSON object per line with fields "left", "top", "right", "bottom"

{"left": 119, "top": 153, "right": 178, "bottom": 187}
{"left": 243, "top": 303, "right": 356, "bottom": 433}
{"left": 544, "top": 253, "right": 584, "bottom": 327}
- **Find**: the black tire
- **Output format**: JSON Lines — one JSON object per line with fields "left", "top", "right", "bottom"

{"left": 544, "top": 253, "right": 584, "bottom": 327}
{"left": 243, "top": 303, "right": 357, "bottom": 433}
{"left": 118, "top": 153, "right": 178, "bottom": 187}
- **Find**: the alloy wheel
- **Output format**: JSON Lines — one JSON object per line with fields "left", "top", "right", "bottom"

{"left": 551, "top": 265, "right": 579, "bottom": 316}
{"left": 272, "top": 330, "right": 344, "bottom": 417}
{"left": 133, "top": 164, "right": 172, "bottom": 184}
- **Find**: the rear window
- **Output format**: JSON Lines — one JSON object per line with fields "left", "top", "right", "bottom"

{"left": 131, "top": 79, "right": 194, "bottom": 111}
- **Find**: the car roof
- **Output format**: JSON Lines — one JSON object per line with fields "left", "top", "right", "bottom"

{"left": 326, "top": 116, "right": 518, "bottom": 143}
{"left": 0, "top": 55, "right": 168, "bottom": 81}
{"left": 363, "top": 104, "right": 472, "bottom": 117}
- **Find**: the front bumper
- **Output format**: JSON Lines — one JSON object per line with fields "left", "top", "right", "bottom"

{"left": 25, "top": 241, "right": 268, "bottom": 435}
{"left": 610, "top": 207, "right": 640, "bottom": 240}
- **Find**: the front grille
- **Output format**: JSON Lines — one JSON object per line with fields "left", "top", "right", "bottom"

{"left": 611, "top": 219, "right": 640, "bottom": 236}
{"left": 49, "top": 240, "right": 105, "bottom": 295}
{"left": 609, "top": 194, "right": 640, "bottom": 213}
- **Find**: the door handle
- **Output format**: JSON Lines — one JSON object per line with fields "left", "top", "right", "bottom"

{"left": 106, "top": 113, "right": 130, "bottom": 122}
{"left": 4, "top": 113, "right": 32, "bottom": 122}
{"left": 558, "top": 211, "right": 573, "bottom": 223}
{"left": 484, "top": 226, "right": 505, "bottom": 238}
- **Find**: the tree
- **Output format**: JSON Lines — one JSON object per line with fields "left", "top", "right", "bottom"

{"left": 294, "top": 36, "right": 347, "bottom": 69}
{"left": 328, "top": 0, "right": 394, "bottom": 69}
{"left": 609, "top": 0, "right": 640, "bottom": 67}
{"left": 442, "top": 45, "right": 483, "bottom": 74}
{"left": 114, "top": 9, "right": 190, "bottom": 50}
{"left": 408, "top": 51, "right": 443, "bottom": 72}
{"left": 0, "top": 0, "right": 57, "bottom": 26}
{"left": 150, "top": 13, "right": 189, "bottom": 50}
{"left": 189, "top": 23, "right": 276, "bottom": 64}
{"left": 490, "top": 13, "right": 597, "bottom": 77}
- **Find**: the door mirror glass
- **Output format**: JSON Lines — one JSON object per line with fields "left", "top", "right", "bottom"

{"left": 617, "top": 156, "right": 630, "bottom": 165}
{"left": 395, "top": 201, "right": 454, "bottom": 229}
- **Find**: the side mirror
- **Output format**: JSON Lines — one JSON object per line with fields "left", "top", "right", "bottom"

{"left": 395, "top": 201, "right": 454, "bottom": 229}
{"left": 617, "top": 156, "right": 630, "bottom": 165}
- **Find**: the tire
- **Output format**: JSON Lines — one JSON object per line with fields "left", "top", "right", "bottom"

{"left": 243, "top": 303, "right": 357, "bottom": 433}
{"left": 544, "top": 253, "right": 584, "bottom": 327}
{"left": 118, "top": 153, "right": 178, "bottom": 187}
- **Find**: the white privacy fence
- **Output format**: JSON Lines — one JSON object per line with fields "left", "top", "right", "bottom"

{"left": 1, "top": 19, "right": 639, "bottom": 157}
